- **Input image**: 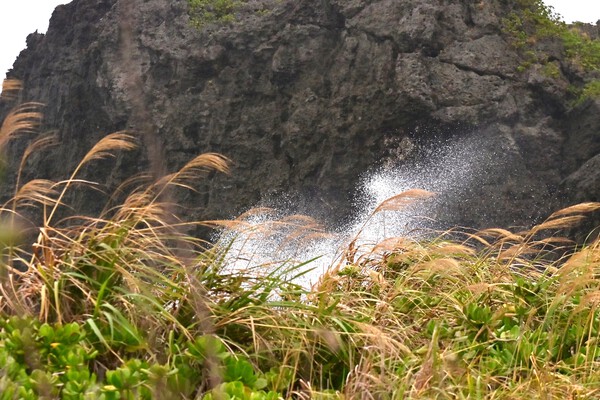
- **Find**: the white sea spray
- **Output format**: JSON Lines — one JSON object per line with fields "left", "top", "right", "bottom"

{"left": 215, "top": 133, "right": 503, "bottom": 287}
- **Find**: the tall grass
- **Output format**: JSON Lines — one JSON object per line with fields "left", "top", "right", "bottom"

{"left": 1, "top": 80, "right": 600, "bottom": 399}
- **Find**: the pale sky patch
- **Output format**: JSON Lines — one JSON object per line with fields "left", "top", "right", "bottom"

{"left": 544, "top": 0, "right": 600, "bottom": 23}
{"left": 1, "top": 0, "right": 69, "bottom": 81}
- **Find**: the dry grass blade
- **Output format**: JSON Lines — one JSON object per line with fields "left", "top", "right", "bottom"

{"left": 548, "top": 202, "right": 600, "bottom": 219}
{"left": 367, "top": 269, "right": 387, "bottom": 287}
{"left": 273, "top": 215, "right": 330, "bottom": 248}
{"left": 530, "top": 215, "right": 586, "bottom": 234}
{"left": 0, "top": 274, "right": 29, "bottom": 315}
{"left": 20, "top": 134, "right": 58, "bottom": 169}
{"left": 201, "top": 219, "right": 254, "bottom": 232}
{"left": 2, "top": 79, "right": 22, "bottom": 92}
{"left": 433, "top": 243, "right": 476, "bottom": 257}
{"left": 576, "top": 291, "right": 600, "bottom": 311}
{"left": 561, "top": 247, "right": 600, "bottom": 274}
{"left": 465, "top": 232, "right": 492, "bottom": 246}
{"left": 280, "top": 214, "right": 322, "bottom": 226}
{"left": 80, "top": 131, "right": 137, "bottom": 165}
{"left": 13, "top": 179, "right": 59, "bottom": 207}
{"left": 0, "top": 103, "right": 43, "bottom": 149}
{"left": 119, "top": 190, "right": 151, "bottom": 209}
{"left": 42, "top": 132, "right": 137, "bottom": 226}
{"left": 371, "top": 237, "right": 413, "bottom": 255}
{"left": 372, "top": 189, "right": 435, "bottom": 214}
{"left": 16, "top": 134, "right": 59, "bottom": 194}
{"left": 113, "top": 191, "right": 168, "bottom": 221}
{"left": 537, "top": 237, "right": 574, "bottom": 246}
{"left": 556, "top": 248, "right": 599, "bottom": 294}
{"left": 477, "top": 228, "right": 524, "bottom": 243}
{"left": 155, "top": 153, "right": 230, "bottom": 190}
{"left": 178, "top": 152, "right": 230, "bottom": 175}
{"left": 203, "top": 209, "right": 317, "bottom": 242}
{"left": 411, "top": 258, "right": 463, "bottom": 276}
{"left": 103, "top": 173, "right": 152, "bottom": 206}
{"left": 467, "top": 282, "right": 492, "bottom": 294}
{"left": 93, "top": 174, "right": 155, "bottom": 220}
{"left": 1, "top": 79, "right": 22, "bottom": 100}
{"left": 497, "top": 244, "right": 535, "bottom": 260}
{"left": 235, "top": 207, "right": 277, "bottom": 220}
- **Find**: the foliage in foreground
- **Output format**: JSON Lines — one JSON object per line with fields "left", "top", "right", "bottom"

{"left": 2, "top": 81, "right": 600, "bottom": 398}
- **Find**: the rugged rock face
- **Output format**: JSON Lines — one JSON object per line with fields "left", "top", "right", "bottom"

{"left": 2, "top": 0, "right": 600, "bottom": 235}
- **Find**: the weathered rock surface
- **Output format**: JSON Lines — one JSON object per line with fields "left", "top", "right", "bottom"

{"left": 2, "top": 0, "right": 600, "bottom": 236}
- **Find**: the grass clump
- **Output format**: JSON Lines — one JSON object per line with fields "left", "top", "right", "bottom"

{"left": 188, "top": 0, "right": 242, "bottom": 26}
{"left": 2, "top": 80, "right": 600, "bottom": 398}
{"left": 187, "top": 0, "right": 274, "bottom": 28}
{"left": 576, "top": 80, "right": 600, "bottom": 105}
{"left": 503, "top": 0, "right": 600, "bottom": 104}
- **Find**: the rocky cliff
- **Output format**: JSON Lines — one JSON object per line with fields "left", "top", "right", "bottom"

{"left": 3, "top": 0, "right": 600, "bottom": 236}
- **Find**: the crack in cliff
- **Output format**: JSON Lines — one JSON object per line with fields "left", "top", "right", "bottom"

{"left": 439, "top": 59, "right": 513, "bottom": 81}
{"left": 118, "top": 0, "right": 166, "bottom": 180}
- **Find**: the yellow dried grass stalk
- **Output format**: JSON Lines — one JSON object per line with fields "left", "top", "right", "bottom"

{"left": 384, "top": 248, "right": 424, "bottom": 267}
{"left": 432, "top": 243, "right": 476, "bottom": 257}
{"left": 108, "top": 173, "right": 152, "bottom": 200}
{"left": 156, "top": 153, "right": 230, "bottom": 190}
{"left": 1, "top": 79, "right": 22, "bottom": 100}
{"left": 477, "top": 228, "right": 524, "bottom": 243}
{"left": 536, "top": 236, "right": 574, "bottom": 246}
{"left": 117, "top": 191, "right": 154, "bottom": 211}
{"left": 530, "top": 215, "right": 586, "bottom": 234}
{"left": 112, "top": 191, "right": 175, "bottom": 226}
{"left": 371, "top": 237, "right": 415, "bottom": 257}
{"left": 557, "top": 248, "right": 599, "bottom": 293}
{"left": 280, "top": 214, "right": 321, "bottom": 226}
{"left": 367, "top": 269, "right": 387, "bottom": 287}
{"left": 19, "top": 134, "right": 57, "bottom": 170}
{"left": 80, "top": 131, "right": 137, "bottom": 165}
{"left": 201, "top": 219, "right": 254, "bottom": 232}
{"left": 467, "top": 282, "right": 492, "bottom": 294}
{"left": 549, "top": 202, "right": 600, "bottom": 218}
{"left": 44, "top": 132, "right": 138, "bottom": 226}
{"left": 313, "top": 268, "right": 342, "bottom": 294}
{"left": 465, "top": 232, "right": 491, "bottom": 247}
{"left": 15, "top": 134, "right": 59, "bottom": 198}
{"left": 13, "top": 179, "right": 58, "bottom": 207}
{"left": 411, "top": 355, "right": 434, "bottom": 394}
{"left": 234, "top": 207, "right": 276, "bottom": 219}
{"left": 278, "top": 226, "right": 330, "bottom": 248}
{"left": 179, "top": 152, "right": 230, "bottom": 175}
{"left": 0, "top": 103, "right": 43, "bottom": 149}
{"left": 578, "top": 291, "right": 600, "bottom": 309}
{"left": 497, "top": 244, "right": 537, "bottom": 260}
{"left": 372, "top": 189, "right": 435, "bottom": 214}
{"left": 410, "top": 258, "right": 463, "bottom": 276}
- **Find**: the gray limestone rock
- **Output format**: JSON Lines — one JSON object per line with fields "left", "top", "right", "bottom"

{"left": 1, "top": 0, "right": 599, "bottom": 237}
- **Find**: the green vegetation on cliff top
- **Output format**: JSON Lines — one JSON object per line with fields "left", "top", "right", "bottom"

{"left": 188, "top": 0, "right": 242, "bottom": 26}
{"left": 504, "top": 0, "right": 600, "bottom": 104}
{"left": 186, "top": 0, "right": 600, "bottom": 104}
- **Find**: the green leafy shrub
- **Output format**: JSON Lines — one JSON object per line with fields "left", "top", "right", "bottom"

{"left": 576, "top": 79, "right": 600, "bottom": 105}
{"left": 187, "top": 0, "right": 275, "bottom": 28}
{"left": 188, "top": 0, "right": 243, "bottom": 27}
{"left": 503, "top": 0, "right": 600, "bottom": 103}
{"left": 0, "top": 317, "right": 289, "bottom": 399}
